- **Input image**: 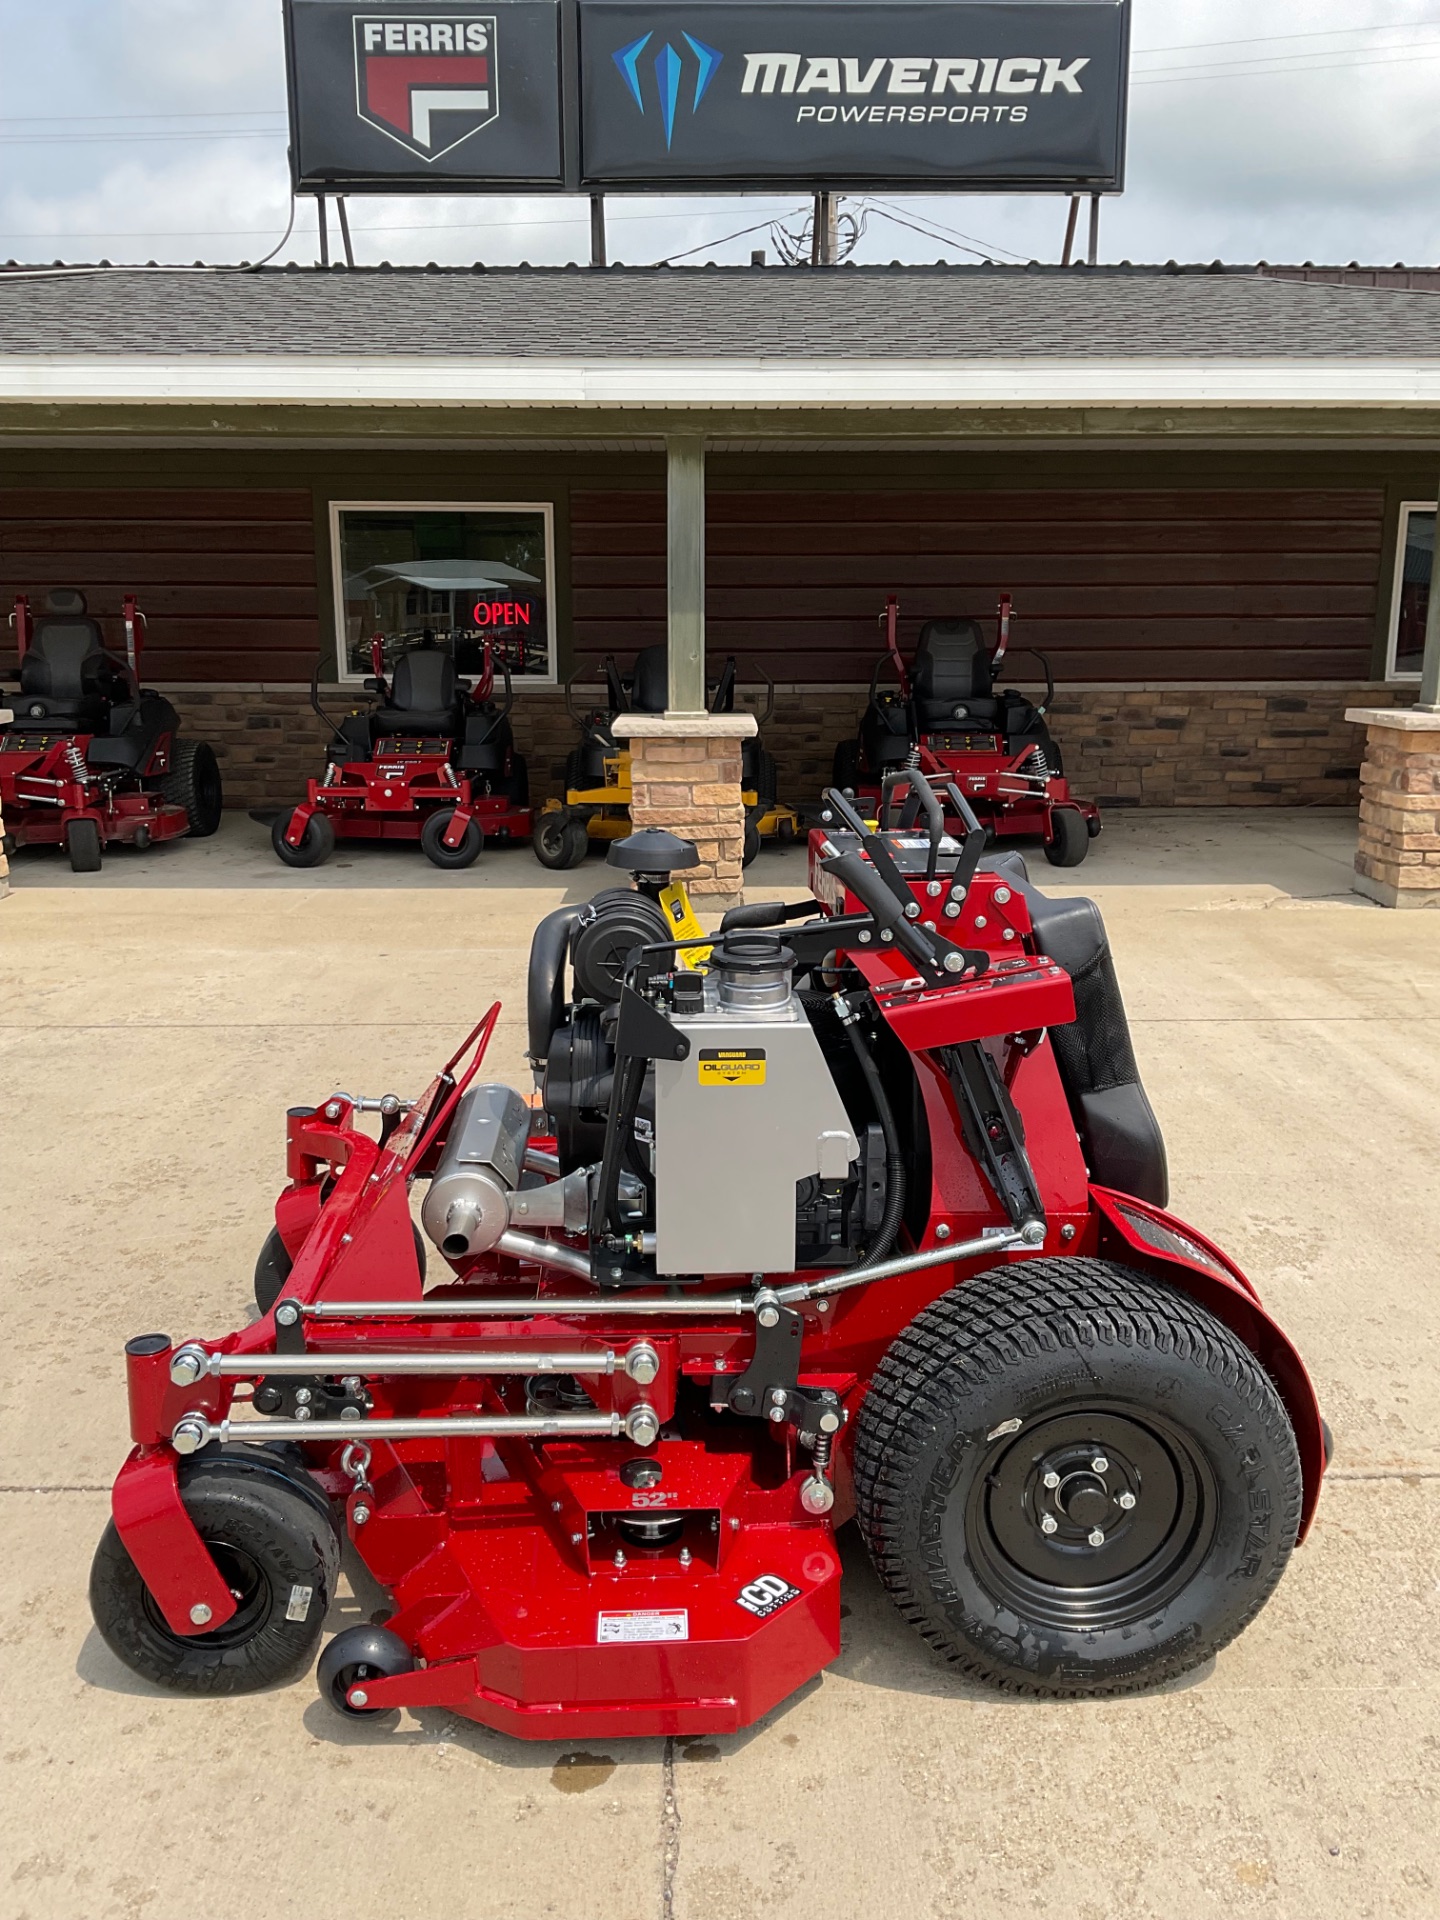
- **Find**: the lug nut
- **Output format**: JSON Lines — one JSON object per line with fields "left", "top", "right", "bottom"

{"left": 1088, "top": 1528, "right": 1106, "bottom": 1548}
{"left": 349, "top": 1689, "right": 368, "bottom": 1708}
{"left": 189, "top": 1602, "right": 212, "bottom": 1626}
{"left": 1118, "top": 1491, "right": 1137, "bottom": 1511}
{"left": 1040, "top": 1513, "right": 1058, "bottom": 1535}
{"left": 1092, "top": 1456, "right": 1109, "bottom": 1474}
{"left": 1042, "top": 1470, "right": 1060, "bottom": 1489}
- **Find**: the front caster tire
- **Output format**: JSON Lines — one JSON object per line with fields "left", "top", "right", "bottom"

{"left": 853, "top": 1259, "right": 1302, "bottom": 1698}
{"left": 421, "top": 806, "right": 484, "bottom": 870}
{"left": 271, "top": 809, "right": 335, "bottom": 869}
{"left": 318, "top": 1624, "right": 414, "bottom": 1716}
{"left": 89, "top": 1457, "right": 336, "bottom": 1695}
{"left": 532, "top": 808, "right": 589, "bottom": 870}
{"left": 66, "top": 818, "right": 102, "bottom": 872}
{"left": 1043, "top": 806, "right": 1089, "bottom": 867}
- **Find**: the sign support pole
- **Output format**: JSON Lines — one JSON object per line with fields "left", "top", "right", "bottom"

{"left": 1087, "top": 193, "right": 1100, "bottom": 267}
{"left": 336, "top": 195, "right": 356, "bottom": 268}
{"left": 317, "top": 195, "right": 330, "bottom": 268}
{"left": 666, "top": 436, "right": 707, "bottom": 716}
{"left": 590, "top": 194, "right": 607, "bottom": 269}
{"left": 1061, "top": 195, "right": 1080, "bottom": 266}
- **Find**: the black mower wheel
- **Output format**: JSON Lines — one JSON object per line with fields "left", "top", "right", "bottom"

{"left": 831, "top": 737, "right": 863, "bottom": 791}
{"left": 89, "top": 1455, "right": 336, "bottom": 1695}
{"left": 254, "top": 1221, "right": 425, "bottom": 1316}
{"left": 271, "top": 809, "right": 335, "bottom": 869}
{"left": 853, "top": 1259, "right": 1302, "bottom": 1698}
{"left": 1043, "top": 807, "right": 1090, "bottom": 868}
{"left": 317, "top": 1624, "right": 415, "bottom": 1717}
{"left": 421, "top": 806, "right": 485, "bottom": 870}
{"left": 163, "top": 739, "right": 224, "bottom": 837}
{"left": 65, "top": 818, "right": 102, "bottom": 873}
{"left": 742, "top": 812, "right": 761, "bottom": 867}
{"left": 533, "top": 808, "right": 589, "bottom": 870}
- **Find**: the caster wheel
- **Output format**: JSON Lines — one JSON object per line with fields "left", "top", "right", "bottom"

{"left": 318, "top": 1624, "right": 415, "bottom": 1716}
{"left": 533, "top": 809, "right": 589, "bottom": 870}
{"left": 89, "top": 1454, "right": 336, "bottom": 1695}
{"left": 66, "top": 818, "right": 102, "bottom": 872}
{"left": 421, "top": 806, "right": 484, "bottom": 870}
{"left": 1043, "top": 807, "right": 1090, "bottom": 868}
{"left": 271, "top": 809, "right": 335, "bottom": 869}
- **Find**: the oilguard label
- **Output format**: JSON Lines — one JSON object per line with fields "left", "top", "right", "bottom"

{"left": 698, "top": 1048, "right": 766, "bottom": 1087}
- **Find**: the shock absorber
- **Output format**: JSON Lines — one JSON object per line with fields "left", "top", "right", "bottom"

{"left": 800, "top": 1425, "right": 839, "bottom": 1515}
{"left": 63, "top": 739, "right": 88, "bottom": 784}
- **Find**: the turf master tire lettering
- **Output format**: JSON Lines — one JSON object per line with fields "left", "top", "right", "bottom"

{"left": 162, "top": 739, "right": 224, "bottom": 837}
{"left": 89, "top": 1454, "right": 337, "bottom": 1694}
{"left": 853, "top": 1259, "right": 1302, "bottom": 1696}
{"left": 271, "top": 808, "right": 336, "bottom": 869}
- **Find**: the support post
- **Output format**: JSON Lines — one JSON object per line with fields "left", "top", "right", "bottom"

{"left": 317, "top": 195, "right": 330, "bottom": 268}
{"left": 589, "top": 193, "right": 607, "bottom": 268}
{"left": 665, "top": 436, "right": 706, "bottom": 716}
{"left": 1420, "top": 489, "right": 1440, "bottom": 712}
{"left": 1087, "top": 193, "right": 1100, "bottom": 267}
{"left": 1061, "top": 194, "right": 1080, "bottom": 267}
{"left": 336, "top": 195, "right": 355, "bottom": 268}
{"left": 811, "top": 192, "right": 838, "bottom": 266}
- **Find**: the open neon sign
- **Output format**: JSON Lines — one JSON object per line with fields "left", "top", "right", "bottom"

{"left": 472, "top": 599, "right": 534, "bottom": 627}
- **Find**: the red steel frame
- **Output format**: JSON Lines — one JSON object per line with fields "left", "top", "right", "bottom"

{"left": 1, "top": 593, "right": 189, "bottom": 854}
{"left": 854, "top": 593, "right": 1100, "bottom": 851}
{"left": 107, "top": 857, "right": 1326, "bottom": 1739}
{"left": 281, "top": 637, "right": 530, "bottom": 856}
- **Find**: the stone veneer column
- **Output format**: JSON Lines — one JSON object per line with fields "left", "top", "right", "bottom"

{"left": 1346, "top": 706, "right": 1440, "bottom": 908}
{"left": 613, "top": 712, "right": 757, "bottom": 908}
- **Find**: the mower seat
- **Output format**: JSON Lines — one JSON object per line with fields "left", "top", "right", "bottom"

{"left": 629, "top": 645, "right": 669, "bottom": 715}
{"left": 372, "top": 645, "right": 463, "bottom": 739}
{"left": 912, "top": 620, "right": 1001, "bottom": 729}
{"left": 12, "top": 591, "right": 135, "bottom": 731}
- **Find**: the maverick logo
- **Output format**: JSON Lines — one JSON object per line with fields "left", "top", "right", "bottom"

{"left": 612, "top": 28, "right": 723, "bottom": 148}
{"left": 354, "top": 14, "right": 498, "bottom": 159}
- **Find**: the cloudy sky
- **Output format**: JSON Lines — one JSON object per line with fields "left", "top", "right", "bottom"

{"left": 2, "top": 1, "right": 1439, "bottom": 269}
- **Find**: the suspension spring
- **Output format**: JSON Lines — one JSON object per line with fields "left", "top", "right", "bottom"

{"left": 63, "top": 740, "right": 88, "bottom": 783}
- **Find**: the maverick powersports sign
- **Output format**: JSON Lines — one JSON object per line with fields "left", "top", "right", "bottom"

{"left": 284, "top": 0, "right": 1129, "bottom": 194}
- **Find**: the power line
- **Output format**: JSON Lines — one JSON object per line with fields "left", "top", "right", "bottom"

{"left": 1134, "top": 19, "right": 1440, "bottom": 58}
{"left": 1134, "top": 47, "right": 1440, "bottom": 86}
{"left": 864, "top": 196, "right": 1028, "bottom": 263}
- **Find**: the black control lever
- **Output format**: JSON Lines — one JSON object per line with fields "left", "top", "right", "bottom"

{"left": 718, "top": 898, "right": 823, "bottom": 934}
{"left": 940, "top": 781, "right": 989, "bottom": 893}
{"left": 820, "top": 786, "right": 918, "bottom": 916}
{"left": 880, "top": 767, "right": 946, "bottom": 880}
{"left": 820, "top": 847, "right": 967, "bottom": 981}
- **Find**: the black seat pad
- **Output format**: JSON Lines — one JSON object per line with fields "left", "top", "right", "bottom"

{"left": 15, "top": 616, "right": 135, "bottom": 731}
{"left": 629, "top": 645, "right": 669, "bottom": 714}
{"left": 372, "top": 646, "right": 462, "bottom": 738}
{"left": 913, "top": 619, "right": 993, "bottom": 728}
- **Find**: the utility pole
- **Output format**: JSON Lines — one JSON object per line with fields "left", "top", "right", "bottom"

{"left": 811, "top": 192, "right": 840, "bottom": 266}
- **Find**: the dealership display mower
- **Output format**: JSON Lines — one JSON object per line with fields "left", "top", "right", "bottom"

{"left": 90, "top": 768, "right": 1326, "bottom": 1737}
{"left": 532, "top": 644, "right": 799, "bottom": 870}
{"left": 1, "top": 590, "right": 222, "bottom": 872}
{"left": 834, "top": 595, "right": 1101, "bottom": 866}
{"left": 271, "top": 636, "right": 530, "bottom": 870}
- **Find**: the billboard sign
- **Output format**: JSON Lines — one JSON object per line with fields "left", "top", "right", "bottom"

{"left": 284, "top": 0, "right": 1129, "bottom": 194}
{"left": 579, "top": 2, "right": 1129, "bottom": 189}
{"left": 285, "top": 0, "right": 565, "bottom": 189}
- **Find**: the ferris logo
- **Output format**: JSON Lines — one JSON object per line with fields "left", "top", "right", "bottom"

{"left": 354, "top": 13, "right": 498, "bottom": 159}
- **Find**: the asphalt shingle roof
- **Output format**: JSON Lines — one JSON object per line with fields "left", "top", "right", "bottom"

{"left": 3, "top": 263, "right": 1440, "bottom": 359}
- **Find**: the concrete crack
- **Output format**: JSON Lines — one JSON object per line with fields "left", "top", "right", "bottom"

{"left": 660, "top": 1734, "right": 681, "bottom": 1920}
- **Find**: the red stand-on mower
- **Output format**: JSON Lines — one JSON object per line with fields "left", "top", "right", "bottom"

{"left": 834, "top": 594, "right": 1101, "bottom": 867}
{"left": 90, "top": 772, "right": 1326, "bottom": 1735}
{"left": 1, "top": 589, "right": 222, "bottom": 872}
{"left": 272, "top": 636, "right": 530, "bottom": 870}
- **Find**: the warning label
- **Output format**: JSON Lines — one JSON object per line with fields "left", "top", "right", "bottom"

{"left": 596, "top": 1609, "right": 690, "bottom": 1645}
{"left": 698, "top": 1048, "right": 766, "bottom": 1087}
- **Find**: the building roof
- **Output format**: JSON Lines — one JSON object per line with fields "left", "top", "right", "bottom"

{"left": 3, "top": 261, "right": 1440, "bottom": 362}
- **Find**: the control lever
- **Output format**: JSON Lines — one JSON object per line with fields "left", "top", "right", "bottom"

{"left": 819, "top": 786, "right": 917, "bottom": 917}
{"left": 880, "top": 767, "right": 946, "bottom": 879}
{"left": 820, "top": 847, "right": 968, "bottom": 981}
{"left": 718, "top": 898, "right": 822, "bottom": 935}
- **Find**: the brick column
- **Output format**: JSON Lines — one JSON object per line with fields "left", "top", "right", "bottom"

{"left": 613, "top": 712, "right": 757, "bottom": 908}
{"left": 1346, "top": 706, "right": 1440, "bottom": 908}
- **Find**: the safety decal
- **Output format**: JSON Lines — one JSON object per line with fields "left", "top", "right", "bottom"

{"left": 285, "top": 1584, "right": 314, "bottom": 1622}
{"left": 735, "top": 1574, "right": 801, "bottom": 1619}
{"left": 698, "top": 1048, "right": 766, "bottom": 1087}
{"left": 596, "top": 1609, "right": 690, "bottom": 1644}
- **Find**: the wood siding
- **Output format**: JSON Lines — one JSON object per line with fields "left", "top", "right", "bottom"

{"left": 572, "top": 488, "right": 1385, "bottom": 682}
{"left": 0, "top": 489, "right": 318, "bottom": 680}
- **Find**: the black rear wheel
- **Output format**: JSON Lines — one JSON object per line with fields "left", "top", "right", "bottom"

{"left": 89, "top": 1456, "right": 336, "bottom": 1694}
{"left": 163, "top": 739, "right": 224, "bottom": 837}
{"left": 853, "top": 1259, "right": 1302, "bottom": 1697}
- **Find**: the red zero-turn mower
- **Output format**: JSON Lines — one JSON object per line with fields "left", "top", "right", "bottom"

{"left": 90, "top": 771, "right": 1328, "bottom": 1735}
{"left": 271, "top": 636, "right": 529, "bottom": 870}
{"left": 0, "top": 590, "right": 222, "bottom": 872}
{"left": 833, "top": 594, "right": 1101, "bottom": 867}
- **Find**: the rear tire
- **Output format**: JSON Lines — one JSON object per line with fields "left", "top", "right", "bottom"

{"left": 533, "top": 808, "right": 589, "bottom": 870}
{"left": 271, "top": 809, "right": 335, "bottom": 869}
{"left": 421, "top": 806, "right": 484, "bottom": 870}
{"left": 163, "top": 739, "right": 224, "bottom": 837}
{"left": 65, "top": 818, "right": 102, "bottom": 872}
{"left": 89, "top": 1460, "right": 335, "bottom": 1695}
{"left": 1044, "top": 807, "right": 1089, "bottom": 868}
{"left": 853, "top": 1259, "right": 1301, "bottom": 1697}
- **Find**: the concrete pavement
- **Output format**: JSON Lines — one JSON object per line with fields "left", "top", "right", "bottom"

{"left": 1, "top": 811, "right": 1436, "bottom": 1919}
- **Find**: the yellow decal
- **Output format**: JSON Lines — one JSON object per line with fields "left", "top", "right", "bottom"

{"left": 661, "top": 882, "right": 711, "bottom": 970}
{"left": 698, "top": 1048, "right": 766, "bottom": 1087}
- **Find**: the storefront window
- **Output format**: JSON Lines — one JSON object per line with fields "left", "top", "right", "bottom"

{"left": 331, "top": 502, "right": 555, "bottom": 681}
{"left": 1389, "top": 503, "right": 1435, "bottom": 679}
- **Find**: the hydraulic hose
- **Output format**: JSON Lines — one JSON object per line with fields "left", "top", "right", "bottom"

{"left": 837, "top": 999, "right": 906, "bottom": 1269}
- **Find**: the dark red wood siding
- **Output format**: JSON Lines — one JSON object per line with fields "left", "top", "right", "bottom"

{"left": 0, "top": 490, "right": 318, "bottom": 679}
{"left": 572, "top": 488, "right": 1385, "bottom": 681}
